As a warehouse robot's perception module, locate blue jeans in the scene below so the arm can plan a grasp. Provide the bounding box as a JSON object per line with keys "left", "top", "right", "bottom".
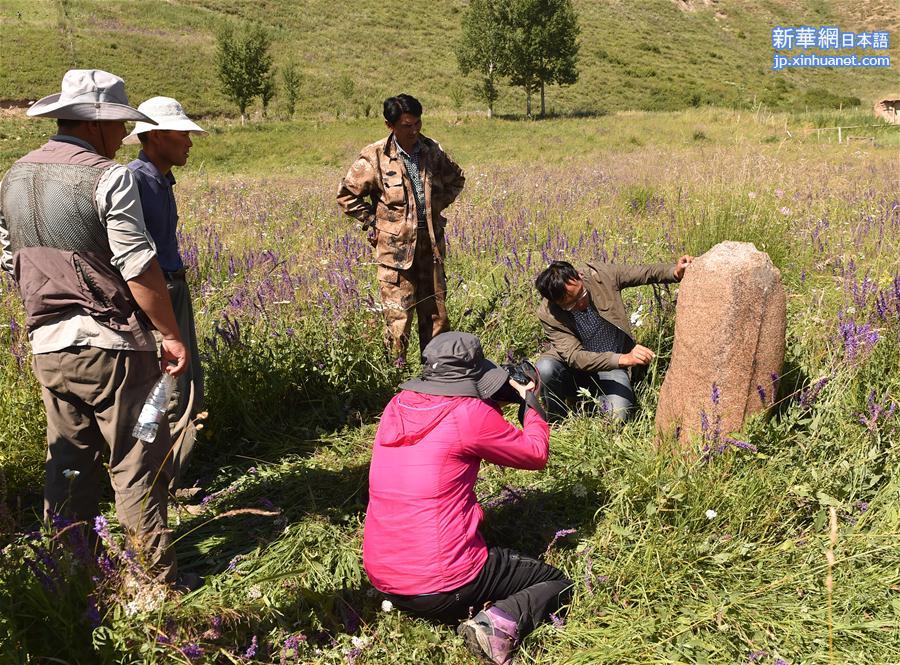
{"left": 535, "top": 356, "right": 635, "bottom": 422}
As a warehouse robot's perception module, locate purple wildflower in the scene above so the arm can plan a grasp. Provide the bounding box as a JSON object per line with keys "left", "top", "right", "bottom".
{"left": 774, "top": 659, "right": 789, "bottom": 665}
{"left": 181, "top": 643, "right": 203, "bottom": 662}
{"left": 259, "top": 497, "right": 275, "bottom": 511}
{"left": 243, "top": 635, "right": 258, "bottom": 659}
{"left": 799, "top": 376, "right": 830, "bottom": 408}
{"left": 550, "top": 612, "right": 566, "bottom": 628}
{"left": 711, "top": 383, "right": 720, "bottom": 405}
{"left": 93, "top": 515, "right": 111, "bottom": 542}
{"left": 756, "top": 385, "right": 767, "bottom": 404}
{"left": 856, "top": 501, "right": 869, "bottom": 513}
{"left": 838, "top": 314, "right": 879, "bottom": 363}
{"left": 748, "top": 650, "right": 768, "bottom": 663}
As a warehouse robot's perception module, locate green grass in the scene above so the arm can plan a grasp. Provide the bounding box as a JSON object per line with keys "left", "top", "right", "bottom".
{"left": 1, "top": 106, "right": 898, "bottom": 663}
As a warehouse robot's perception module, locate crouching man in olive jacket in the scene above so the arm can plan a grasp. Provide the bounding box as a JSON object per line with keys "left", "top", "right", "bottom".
{"left": 534, "top": 256, "right": 692, "bottom": 422}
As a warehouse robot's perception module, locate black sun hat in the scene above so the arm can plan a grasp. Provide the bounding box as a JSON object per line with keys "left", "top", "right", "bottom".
{"left": 400, "top": 332, "right": 509, "bottom": 399}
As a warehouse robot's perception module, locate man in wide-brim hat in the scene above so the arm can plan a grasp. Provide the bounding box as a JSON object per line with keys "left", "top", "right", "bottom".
{"left": 124, "top": 97, "right": 208, "bottom": 494}
{"left": 0, "top": 69, "right": 190, "bottom": 585}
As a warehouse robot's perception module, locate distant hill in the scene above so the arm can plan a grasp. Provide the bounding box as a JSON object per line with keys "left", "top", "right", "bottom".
{"left": 0, "top": 0, "right": 897, "bottom": 118}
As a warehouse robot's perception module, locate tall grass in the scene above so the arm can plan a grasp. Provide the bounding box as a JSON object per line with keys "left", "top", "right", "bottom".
{"left": 0, "top": 110, "right": 897, "bottom": 663}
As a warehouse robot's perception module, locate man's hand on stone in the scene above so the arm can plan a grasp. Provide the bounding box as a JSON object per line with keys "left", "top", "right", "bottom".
{"left": 674, "top": 254, "right": 694, "bottom": 281}
{"left": 161, "top": 336, "right": 189, "bottom": 377}
{"left": 618, "top": 344, "right": 655, "bottom": 367}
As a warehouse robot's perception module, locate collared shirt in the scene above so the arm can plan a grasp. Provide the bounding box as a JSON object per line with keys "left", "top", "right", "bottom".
{"left": 127, "top": 151, "right": 182, "bottom": 273}
{"left": 0, "top": 135, "right": 158, "bottom": 353}
{"left": 571, "top": 304, "right": 628, "bottom": 354}
{"left": 394, "top": 138, "right": 427, "bottom": 226}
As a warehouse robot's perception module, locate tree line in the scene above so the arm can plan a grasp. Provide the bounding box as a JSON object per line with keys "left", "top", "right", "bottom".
{"left": 216, "top": 0, "right": 579, "bottom": 121}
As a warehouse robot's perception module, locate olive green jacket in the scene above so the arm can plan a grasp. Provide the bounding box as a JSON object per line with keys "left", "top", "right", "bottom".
{"left": 336, "top": 133, "right": 465, "bottom": 270}
{"left": 536, "top": 261, "right": 678, "bottom": 372}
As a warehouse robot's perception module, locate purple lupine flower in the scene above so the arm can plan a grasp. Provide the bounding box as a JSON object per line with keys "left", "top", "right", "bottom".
{"left": 856, "top": 501, "right": 869, "bottom": 513}
{"left": 711, "top": 383, "right": 720, "bottom": 405}
{"left": 799, "top": 376, "right": 831, "bottom": 408}
{"left": 748, "top": 650, "right": 768, "bottom": 663}
{"left": 181, "top": 643, "right": 203, "bottom": 662}
{"left": 550, "top": 612, "right": 566, "bottom": 628}
{"left": 756, "top": 385, "right": 767, "bottom": 404}
{"left": 774, "top": 659, "right": 789, "bottom": 665}
{"left": 725, "top": 437, "right": 758, "bottom": 453}
{"left": 93, "top": 515, "right": 111, "bottom": 542}
{"left": 243, "top": 635, "right": 258, "bottom": 659}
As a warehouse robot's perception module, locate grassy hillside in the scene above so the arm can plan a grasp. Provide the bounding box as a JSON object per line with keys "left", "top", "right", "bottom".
{"left": 0, "top": 0, "right": 897, "bottom": 119}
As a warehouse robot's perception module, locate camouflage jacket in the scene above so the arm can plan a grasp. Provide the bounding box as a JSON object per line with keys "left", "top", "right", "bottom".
{"left": 336, "top": 133, "right": 465, "bottom": 270}
{"left": 537, "top": 261, "right": 677, "bottom": 372}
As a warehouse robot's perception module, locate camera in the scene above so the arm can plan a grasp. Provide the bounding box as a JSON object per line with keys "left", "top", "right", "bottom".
{"left": 489, "top": 360, "right": 545, "bottom": 426}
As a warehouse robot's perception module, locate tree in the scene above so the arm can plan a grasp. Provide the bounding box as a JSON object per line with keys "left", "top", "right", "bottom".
{"left": 216, "top": 22, "right": 274, "bottom": 124}
{"left": 261, "top": 68, "right": 276, "bottom": 118}
{"left": 457, "top": 0, "right": 506, "bottom": 118}
{"left": 502, "top": 0, "right": 580, "bottom": 118}
{"left": 282, "top": 62, "right": 302, "bottom": 118}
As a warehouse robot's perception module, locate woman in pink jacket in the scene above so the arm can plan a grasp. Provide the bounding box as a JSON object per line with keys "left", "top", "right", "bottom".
{"left": 363, "top": 332, "right": 572, "bottom": 665}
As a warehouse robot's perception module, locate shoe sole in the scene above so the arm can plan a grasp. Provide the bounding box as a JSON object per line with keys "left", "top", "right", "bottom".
{"left": 457, "top": 622, "right": 495, "bottom": 664}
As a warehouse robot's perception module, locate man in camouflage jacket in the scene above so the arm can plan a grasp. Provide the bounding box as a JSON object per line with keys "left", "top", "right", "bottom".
{"left": 337, "top": 94, "right": 465, "bottom": 361}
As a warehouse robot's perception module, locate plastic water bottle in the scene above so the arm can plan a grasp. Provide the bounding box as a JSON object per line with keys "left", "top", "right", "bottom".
{"left": 132, "top": 373, "right": 175, "bottom": 443}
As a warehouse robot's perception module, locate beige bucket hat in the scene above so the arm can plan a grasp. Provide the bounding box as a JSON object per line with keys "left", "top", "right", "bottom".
{"left": 27, "top": 69, "right": 155, "bottom": 123}
{"left": 123, "top": 97, "right": 207, "bottom": 145}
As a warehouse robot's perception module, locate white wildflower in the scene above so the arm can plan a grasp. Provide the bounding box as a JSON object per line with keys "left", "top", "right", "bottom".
{"left": 705, "top": 509, "right": 718, "bottom": 520}
{"left": 247, "top": 585, "right": 262, "bottom": 600}
{"left": 351, "top": 636, "right": 371, "bottom": 649}
{"left": 630, "top": 305, "right": 645, "bottom": 328}
{"left": 381, "top": 599, "right": 394, "bottom": 612}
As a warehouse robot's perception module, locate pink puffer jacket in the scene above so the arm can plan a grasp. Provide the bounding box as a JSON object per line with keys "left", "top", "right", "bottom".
{"left": 363, "top": 390, "right": 549, "bottom": 595}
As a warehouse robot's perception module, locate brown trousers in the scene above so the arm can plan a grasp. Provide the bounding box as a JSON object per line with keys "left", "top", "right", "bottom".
{"left": 164, "top": 275, "right": 204, "bottom": 490}
{"left": 377, "top": 229, "right": 449, "bottom": 359}
{"left": 33, "top": 347, "right": 176, "bottom": 582}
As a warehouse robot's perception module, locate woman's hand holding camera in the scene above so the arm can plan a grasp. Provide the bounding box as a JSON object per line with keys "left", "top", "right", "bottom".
{"left": 509, "top": 379, "right": 535, "bottom": 401}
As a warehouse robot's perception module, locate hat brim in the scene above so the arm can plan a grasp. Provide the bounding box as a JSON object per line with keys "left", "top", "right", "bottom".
{"left": 400, "top": 360, "right": 509, "bottom": 400}
{"left": 26, "top": 94, "right": 156, "bottom": 123}
{"left": 123, "top": 118, "right": 208, "bottom": 145}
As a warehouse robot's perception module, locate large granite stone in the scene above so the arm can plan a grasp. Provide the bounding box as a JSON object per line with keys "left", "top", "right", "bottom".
{"left": 656, "top": 241, "right": 786, "bottom": 446}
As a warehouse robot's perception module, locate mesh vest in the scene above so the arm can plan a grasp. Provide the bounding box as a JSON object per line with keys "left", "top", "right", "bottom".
{"left": 1, "top": 139, "right": 151, "bottom": 341}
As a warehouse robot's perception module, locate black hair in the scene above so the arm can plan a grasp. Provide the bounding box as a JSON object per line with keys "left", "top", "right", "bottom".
{"left": 534, "top": 261, "right": 580, "bottom": 302}
{"left": 383, "top": 94, "right": 423, "bottom": 124}
{"left": 56, "top": 118, "right": 83, "bottom": 133}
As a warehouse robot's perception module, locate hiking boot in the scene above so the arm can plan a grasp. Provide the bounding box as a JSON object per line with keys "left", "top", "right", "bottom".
{"left": 457, "top": 606, "right": 519, "bottom": 665}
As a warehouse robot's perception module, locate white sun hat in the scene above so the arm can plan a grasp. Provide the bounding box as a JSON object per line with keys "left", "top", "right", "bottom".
{"left": 123, "top": 96, "right": 207, "bottom": 145}
{"left": 27, "top": 69, "right": 155, "bottom": 123}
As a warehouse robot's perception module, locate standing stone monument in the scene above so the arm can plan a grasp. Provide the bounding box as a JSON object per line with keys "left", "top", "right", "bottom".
{"left": 656, "top": 241, "right": 786, "bottom": 446}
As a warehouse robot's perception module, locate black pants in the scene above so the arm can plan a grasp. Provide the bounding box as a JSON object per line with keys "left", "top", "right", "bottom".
{"left": 386, "top": 547, "right": 572, "bottom": 636}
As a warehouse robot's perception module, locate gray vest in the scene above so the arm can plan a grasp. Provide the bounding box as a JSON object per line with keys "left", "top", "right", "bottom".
{"left": 1, "top": 139, "right": 151, "bottom": 341}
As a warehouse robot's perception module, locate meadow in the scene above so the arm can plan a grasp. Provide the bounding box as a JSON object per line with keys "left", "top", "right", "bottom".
{"left": 0, "top": 107, "right": 898, "bottom": 664}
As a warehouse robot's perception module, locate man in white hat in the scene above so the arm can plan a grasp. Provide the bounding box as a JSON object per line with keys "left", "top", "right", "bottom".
{"left": 0, "top": 70, "right": 189, "bottom": 585}
{"left": 125, "top": 97, "right": 207, "bottom": 493}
